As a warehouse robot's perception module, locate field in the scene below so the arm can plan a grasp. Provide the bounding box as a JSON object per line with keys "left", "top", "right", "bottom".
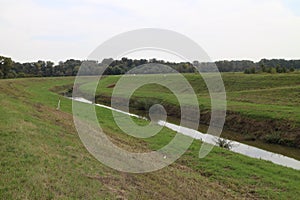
{"left": 1, "top": 76, "right": 300, "bottom": 199}
{"left": 80, "top": 72, "right": 300, "bottom": 122}
{"left": 77, "top": 72, "right": 300, "bottom": 150}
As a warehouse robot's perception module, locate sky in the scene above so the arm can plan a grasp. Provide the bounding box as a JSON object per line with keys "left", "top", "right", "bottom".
{"left": 0, "top": 0, "right": 300, "bottom": 63}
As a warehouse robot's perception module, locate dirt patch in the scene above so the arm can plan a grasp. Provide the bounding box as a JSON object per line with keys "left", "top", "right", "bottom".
{"left": 107, "top": 83, "right": 116, "bottom": 88}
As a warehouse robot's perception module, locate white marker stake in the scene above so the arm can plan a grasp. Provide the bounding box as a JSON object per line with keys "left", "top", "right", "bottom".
{"left": 56, "top": 98, "right": 61, "bottom": 110}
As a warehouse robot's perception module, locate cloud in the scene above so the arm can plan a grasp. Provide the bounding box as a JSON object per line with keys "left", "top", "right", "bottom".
{"left": 0, "top": 0, "right": 299, "bottom": 62}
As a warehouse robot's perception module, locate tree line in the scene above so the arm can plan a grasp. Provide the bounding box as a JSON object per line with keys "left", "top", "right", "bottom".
{"left": 0, "top": 55, "right": 299, "bottom": 79}
{"left": 244, "top": 59, "right": 297, "bottom": 74}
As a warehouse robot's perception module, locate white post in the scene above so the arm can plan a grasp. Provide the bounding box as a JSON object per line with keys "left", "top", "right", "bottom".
{"left": 56, "top": 98, "right": 61, "bottom": 110}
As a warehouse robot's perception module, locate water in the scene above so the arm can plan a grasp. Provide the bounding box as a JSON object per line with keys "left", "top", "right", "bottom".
{"left": 71, "top": 97, "right": 300, "bottom": 170}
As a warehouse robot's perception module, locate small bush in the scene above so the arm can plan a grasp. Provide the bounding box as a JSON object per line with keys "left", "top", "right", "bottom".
{"left": 263, "top": 132, "right": 296, "bottom": 147}
{"left": 263, "top": 132, "right": 281, "bottom": 144}
{"left": 215, "top": 138, "right": 233, "bottom": 149}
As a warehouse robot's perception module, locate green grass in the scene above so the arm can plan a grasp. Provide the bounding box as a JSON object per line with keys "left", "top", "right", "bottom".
{"left": 1, "top": 77, "right": 300, "bottom": 199}
{"left": 76, "top": 72, "right": 300, "bottom": 150}
{"left": 80, "top": 72, "right": 300, "bottom": 123}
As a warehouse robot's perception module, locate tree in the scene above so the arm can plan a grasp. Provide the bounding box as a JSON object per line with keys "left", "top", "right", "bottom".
{"left": 0, "top": 69, "right": 4, "bottom": 78}
{"left": 290, "top": 67, "right": 295, "bottom": 72}
{"left": 250, "top": 67, "right": 256, "bottom": 74}
{"left": 282, "top": 66, "right": 287, "bottom": 73}
{"left": 276, "top": 65, "right": 281, "bottom": 73}
{"left": 244, "top": 68, "right": 251, "bottom": 74}
{"left": 44, "top": 61, "right": 54, "bottom": 76}
{"left": 7, "top": 70, "right": 17, "bottom": 78}
{"left": 0, "top": 56, "right": 13, "bottom": 78}
{"left": 270, "top": 68, "right": 277, "bottom": 74}
{"left": 260, "top": 64, "right": 266, "bottom": 72}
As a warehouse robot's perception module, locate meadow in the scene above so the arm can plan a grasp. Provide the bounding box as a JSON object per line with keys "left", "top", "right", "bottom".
{"left": 78, "top": 72, "right": 300, "bottom": 150}
{"left": 80, "top": 72, "right": 300, "bottom": 122}
{"left": 1, "top": 76, "right": 300, "bottom": 199}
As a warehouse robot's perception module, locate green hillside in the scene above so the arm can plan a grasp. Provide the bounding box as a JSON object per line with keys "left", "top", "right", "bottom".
{"left": 1, "top": 77, "right": 300, "bottom": 199}
{"left": 78, "top": 72, "right": 300, "bottom": 149}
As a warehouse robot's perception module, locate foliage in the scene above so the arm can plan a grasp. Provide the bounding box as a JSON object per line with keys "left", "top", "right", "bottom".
{"left": 245, "top": 64, "right": 293, "bottom": 74}
{"left": 215, "top": 137, "right": 233, "bottom": 149}
{"left": 1, "top": 55, "right": 300, "bottom": 79}
{"left": 244, "top": 67, "right": 256, "bottom": 74}
{"left": 0, "top": 56, "right": 13, "bottom": 78}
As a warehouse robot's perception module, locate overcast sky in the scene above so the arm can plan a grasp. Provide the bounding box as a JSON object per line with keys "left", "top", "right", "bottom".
{"left": 0, "top": 0, "right": 299, "bottom": 63}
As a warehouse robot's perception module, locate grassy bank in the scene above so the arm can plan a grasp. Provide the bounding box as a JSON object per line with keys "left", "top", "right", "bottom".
{"left": 1, "top": 77, "right": 300, "bottom": 199}
{"left": 77, "top": 72, "right": 300, "bottom": 148}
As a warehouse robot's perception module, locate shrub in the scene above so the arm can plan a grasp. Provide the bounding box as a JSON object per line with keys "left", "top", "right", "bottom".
{"left": 263, "top": 132, "right": 281, "bottom": 144}
{"left": 215, "top": 138, "right": 233, "bottom": 149}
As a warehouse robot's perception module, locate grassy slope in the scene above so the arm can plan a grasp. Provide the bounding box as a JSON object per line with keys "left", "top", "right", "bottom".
{"left": 78, "top": 73, "right": 300, "bottom": 150}
{"left": 1, "top": 77, "right": 300, "bottom": 199}
{"left": 80, "top": 72, "right": 300, "bottom": 123}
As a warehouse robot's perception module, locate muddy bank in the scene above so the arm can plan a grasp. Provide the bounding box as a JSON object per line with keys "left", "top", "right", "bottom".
{"left": 95, "top": 94, "right": 300, "bottom": 149}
